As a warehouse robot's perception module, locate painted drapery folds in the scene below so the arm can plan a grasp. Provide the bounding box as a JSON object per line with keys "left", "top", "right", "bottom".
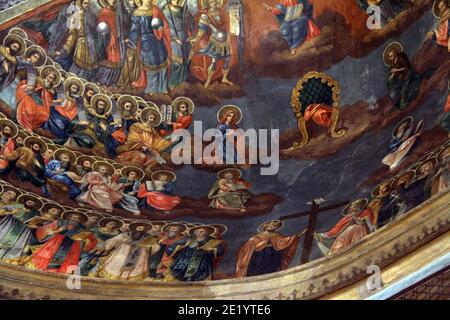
{"left": 0, "top": 0, "right": 449, "bottom": 299}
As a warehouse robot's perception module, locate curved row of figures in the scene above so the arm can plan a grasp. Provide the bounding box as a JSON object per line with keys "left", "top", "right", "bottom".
{"left": 0, "top": 180, "right": 228, "bottom": 281}
{"left": 0, "top": 141, "right": 449, "bottom": 281}
{"left": 0, "top": 30, "right": 248, "bottom": 166}
{"left": 0, "top": 116, "right": 253, "bottom": 214}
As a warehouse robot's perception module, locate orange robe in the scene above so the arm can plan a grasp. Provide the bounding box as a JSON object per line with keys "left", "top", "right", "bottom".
{"left": 16, "top": 81, "right": 53, "bottom": 130}
{"left": 324, "top": 208, "right": 374, "bottom": 255}
{"left": 235, "top": 232, "right": 299, "bottom": 278}
{"left": 435, "top": 18, "right": 449, "bottom": 51}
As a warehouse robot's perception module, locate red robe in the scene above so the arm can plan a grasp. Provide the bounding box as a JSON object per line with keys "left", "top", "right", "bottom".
{"left": 29, "top": 221, "right": 97, "bottom": 273}
{"left": 444, "top": 94, "right": 450, "bottom": 113}
{"left": 55, "top": 99, "right": 78, "bottom": 121}
{"left": 304, "top": 103, "right": 333, "bottom": 127}
{"left": 324, "top": 208, "right": 374, "bottom": 255}
{"left": 235, "top": 232, "right": 299, "bottom": 278}
{"left": 98, "top": 7, "right": 121, "bottom": 65}
{"left": 132, "top": 6, "right": 172, "bottom": 89}
{"left": 160, "top": 112, "right": 193, "bottom": 136}
{"left": 0, "top": 137, "right": 15, "bottom": 170}
{"left": 16, "top": 81, "right": 53, "bottom": 130}
{"left": 137, "top": 183, "right": 181, "bottom": 211}
{"left": 435, "top": 18, "right": 449, "bottom": 51}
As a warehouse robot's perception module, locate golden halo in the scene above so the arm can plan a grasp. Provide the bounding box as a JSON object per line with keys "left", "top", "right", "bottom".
{"left": 188, "top": 225, "right": 216, "bottom": 236}
{"left": 146, "top": 101, "right": 159, "bottom": 110}
{"left": 62, "top": 210, "right": 89, "bottom": 224}
{"left": 64, "top": 77, "right": 85, "bottom": 96}
{"left": 210, "top": 224, "right": 228, "bottom": 235}
{"left": 91, "top": 93, "right": 113, "bottom": 116}
{"left": 24, "top": 136, "right": 48, "bottom": 153}
{"left": 99, "top": 217, "right": 124, "bottom": 229}
{"left": 84, "top": 82, "right": 100, "bottom": 96}
{"left": 437, "top": 145, "right": 450, "bottom": 162}
{"left": 392, "top": 170, "right": 415, "bottom": 190}
{"left": 0, "top": 185, "right": 23, "bottom": 199}
{"left": 371, "top": 180, "right": 393, "bottom": 198}
{"left": 117, "top": 95, "right": 139, "bottom": 117}
{"left": 92, "top": 161, "right": 115, "bottom": 176}
{"left": 53, "top": 148, "right": 77, "bottom": 165}
{"left": 217, "top": 168, "right": 242, "bottom": 179}
{"left": 76, "top": 155, "right": 95, "bottom": 167}
{"left": 217, "top": 105, "right": 243, "bottom": 124}
{"left": 0, "top": 119, "right": 18, "bottom": 139}
{"left": 151, "top": 170, "right": 176, "bottom": 182}
{"left": 257, "top": 220, "right": 283, "bottom": 233}
{"left": 342, "top": 198, "right": 368, "bottom": 216}
{"left": 128, "top": 221, "right": 152, "bottom": 232}
{"left": 3, "top": 34, "right": 26, "bottom": 56}
{"left": 173, "top": 96, "right": 195, "bottom": 114}
{"left": 25, "top": 45, "right": 47, "bottom": 67}
{"left": 40, "top": 65, "right": 62, "bottom": 88}
{"left": 8, "top": 27, "right": 28, "bottom": 39}
{"left": 383, "top": 42, "right": 403, "bottom": 67}
{"left": 432, "top": 0, "right": 448, "bottom": 18}
{"left": 121, "top": 166, "right": 145, "bottom": 181}
{"left": 140, "top": 107, "right": 162, "bottom": 126}
{"left": 41, "top": 201, "right": 64, "bottom": 215}
{"left": 17, "top": 194, "right": 44, "bottom": 209}
{"left": 161, "top": 222, "right": 187, "bottom": 234}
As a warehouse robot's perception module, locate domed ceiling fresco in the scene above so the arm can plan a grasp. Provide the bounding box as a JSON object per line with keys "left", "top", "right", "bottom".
{"left": 0, "top": 0, "right": 449, "bottom": 299}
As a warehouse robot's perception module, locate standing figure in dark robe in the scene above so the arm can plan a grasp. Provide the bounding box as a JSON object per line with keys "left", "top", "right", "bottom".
{"left": 0, "top": 193, "right": 42, "bottom": 265}
{"left": 376, "top": 171, "right": 413, "bottom": 227}
{"left": 429, "top": 145, "right": 450, "bottom": 196}
{"left": 7, "top": 136, "right": 47, "bottom": 187}
{"left": 139, "top": 221, "right": 165, "bottom": 278}
{"left": 263, "top": 0, "right": 320, "bottom": 55}
{"left": 384, "top": 42, "right": 429, "bottom": 110}
{"left": 413, "top": 158, "right": 440, "bottom": 202}
{"left": 126, "top": 0, "right": 172, "bottom": 95}
{"left": 109, "top": 94, "right": 139, "bottom": 145}
{"left": 216, "top": 105, "right": 242, "bottom": 163}
{"left": 0, "top": 34, "right": 26, "bottom": 93}
{"left": 154, "top": 223, "right": 187, "bottom": 279}
{"left": 26, "top": 211, "right": 97, "bottom": 273}
{"left": 96, "top": 0, "right": 126, "bottom": 87}
{"left": 167, "top": 225, "right": 224, "bottom": 281}
{"left": 235, "top": 220, "right": 303, "bottom": 278}
{"left": 159, "top": 0, "right": 197, "bottom": 88}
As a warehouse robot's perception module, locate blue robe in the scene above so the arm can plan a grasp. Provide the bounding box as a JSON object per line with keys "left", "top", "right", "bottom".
{"left": 129, "top": 12, "right": 169, "bottom": 94}
{"left": 167, "top": 235, "right": 224, "bottom": 281}
{"left": 44, "top": 160, "right": 81, "bottom": 199}
{"left": 275, "top": 0, "right": 314, "bottom": 50}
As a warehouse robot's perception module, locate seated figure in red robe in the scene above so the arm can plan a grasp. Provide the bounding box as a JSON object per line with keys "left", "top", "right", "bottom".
{"left": 430, "top": 0, "right": 450, "bottom": 52}
{"left": 159, "top": 97, "right": 194, "bottom": 137}
{"left": 26, "top": 211, "right": 97, "bottom": 274}
{"left": 235, "top": 220, "right": 304, "bottom": 278}
{"left": 138, "top": 170, "right": 181, "bottom": 213}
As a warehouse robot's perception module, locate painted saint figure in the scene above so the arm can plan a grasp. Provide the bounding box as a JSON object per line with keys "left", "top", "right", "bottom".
{"left": 27, "top": 211, "right": 97, "bottom": 273}
{"left": 208, "top": 168, "right": 252, "bottom": 212}
{"left": 428, "top": 0, "right": 450, "bottom": 52}
{"left": 263, "top": 0, "right": 320, "bottom": 55}
{"left": 167, "top": 225, "right": 224, "bottom": 281}
{"left": 138, "top": 170, "right": 181, "bottom": 212}
{"left": 126, "top": 0, "right": 172, "bottom": 95}
{"left": 0, "top": 120, "right": 17, "bottom": 173}
{"left": 316, "top": 198, "right": 375, "bottom": 255}
{"left": 235, "top": 220, "right": 304, "bottom": 278}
